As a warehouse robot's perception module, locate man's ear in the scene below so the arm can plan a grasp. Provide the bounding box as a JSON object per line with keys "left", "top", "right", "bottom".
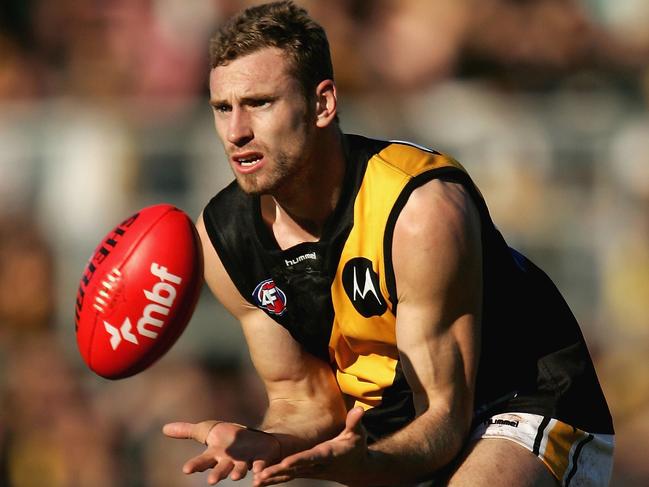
{"left": 314, "top": 79, "right": 337, "bottom": 128}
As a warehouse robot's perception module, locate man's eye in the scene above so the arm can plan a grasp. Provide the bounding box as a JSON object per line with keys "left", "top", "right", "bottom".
{"left": 213, "top": 104, "right": 231, "bottom": 113}
{"left": 251, "top": 100, "right": 271, "bottom": 108}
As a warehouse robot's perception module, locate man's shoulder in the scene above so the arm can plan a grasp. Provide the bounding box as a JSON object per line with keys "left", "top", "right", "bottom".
{"left": 202, "top": 179, "right": 255, "bottom": 250}
{"left": 345, "top": 134, "right": 464, "bottom": 178}
{"left": 207, "top": 179, "right": 246, "bottom": 207}
{"left": 204, "top": 179, "right": 250, "bottom": 222}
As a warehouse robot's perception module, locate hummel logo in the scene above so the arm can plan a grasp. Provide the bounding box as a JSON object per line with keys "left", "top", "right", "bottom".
{"left": 104, "top": 318, "right": 139, "bottom": 350}
{"left": 342, "top": 257, "right": 387, "bottom": 317}
{"left": 352, "top": 267, "right": 382, "bottom": 304}
{"left": 285, "top": 252, "right": 317, "bottom": 267}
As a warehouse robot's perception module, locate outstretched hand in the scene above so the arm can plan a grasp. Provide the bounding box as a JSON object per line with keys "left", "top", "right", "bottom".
{"left": 163, "top": 420, "right": 282, "bottom": 485}
{"left": 254, "top": 407, "right": 370, "bottom": 487}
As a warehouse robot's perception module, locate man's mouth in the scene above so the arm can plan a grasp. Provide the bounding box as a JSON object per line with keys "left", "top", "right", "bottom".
{"left": 233, "top": 152, "right": 263, "bottom": 167}
{"left": 231, "top": 151, "right": 265, "bottom": 174}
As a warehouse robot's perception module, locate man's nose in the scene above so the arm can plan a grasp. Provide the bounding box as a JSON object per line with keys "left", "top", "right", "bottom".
{"left": 227, "top": 107, "right": 253, "bottom": 146}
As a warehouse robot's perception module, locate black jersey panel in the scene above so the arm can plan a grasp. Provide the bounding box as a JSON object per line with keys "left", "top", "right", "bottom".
{"left": 203, "top": 180, "right": 260, "bottom": 306}
{"left": 474, "top": 249, "right": 614, "bottom": 434}
{"left": 203, "top": 184, "right": 332, "bottom": 360}
{"left": 361, "top": 360, "right": 415, "bottom": 443}
{"left": 378, "top": 165, "right": 613, "bottom": 435}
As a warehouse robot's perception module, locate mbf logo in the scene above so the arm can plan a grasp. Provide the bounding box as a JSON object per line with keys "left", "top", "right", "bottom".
{"left": 253, "top": 278, "right": 287, "bottom": 316}
{"left": 103, "top": 263, "right": 182, "bottom": 350}
{"left": 342, "top": 257, "right": 387, "bottom": 317}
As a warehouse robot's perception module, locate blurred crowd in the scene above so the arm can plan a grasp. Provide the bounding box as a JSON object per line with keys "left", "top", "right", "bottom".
{"left": 0, "top": 0, "right": 648, "bottom": 486}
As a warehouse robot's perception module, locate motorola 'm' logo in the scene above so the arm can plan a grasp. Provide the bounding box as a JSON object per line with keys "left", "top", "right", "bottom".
{"left": 342, "top": 257, "right": 387, "bottom": 318}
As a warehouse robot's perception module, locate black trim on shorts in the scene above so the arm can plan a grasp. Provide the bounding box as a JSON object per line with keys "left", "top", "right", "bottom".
{"left": 565, "top": 433, "right": 594, "bottom": 487}
{"left": 533, "top": 416, "right": 551, "bottom": 456}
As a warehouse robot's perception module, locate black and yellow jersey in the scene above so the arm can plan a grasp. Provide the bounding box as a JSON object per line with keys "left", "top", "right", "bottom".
{"left": 203, "top": 134, "right": 613, "bottom": 442}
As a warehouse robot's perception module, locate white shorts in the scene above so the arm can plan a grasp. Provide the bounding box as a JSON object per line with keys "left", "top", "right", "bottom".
{"left": 471, "top": 413, "right": 615, "bottom": 487}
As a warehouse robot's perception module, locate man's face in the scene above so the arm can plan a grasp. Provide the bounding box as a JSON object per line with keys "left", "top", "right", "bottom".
{"left": 209, "top": 47, "right": 315, "bottom": 195}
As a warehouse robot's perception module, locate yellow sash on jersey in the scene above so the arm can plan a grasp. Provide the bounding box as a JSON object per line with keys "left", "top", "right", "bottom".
{"left": 329, "top": 142, "right": 465, "bottom": 409}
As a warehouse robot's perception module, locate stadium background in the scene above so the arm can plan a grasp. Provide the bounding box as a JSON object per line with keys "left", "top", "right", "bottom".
{"left": 0, "top": 0, "right": 648, "bottom": 485}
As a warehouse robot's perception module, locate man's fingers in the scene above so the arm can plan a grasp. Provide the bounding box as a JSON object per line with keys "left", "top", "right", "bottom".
{"left": 229, "top": 460, "right": 250, "bottom": 481}
{"left": 183, "top": 453, "right": 217, "bottom": 474}
{"left": 259, "top": 451, "right": 319, "bottom": 479}
{"left": 344, "top": 406, "right": 365, "bottom": 432}
{"left": 163, "top": 420, "right": 220, "bottom": 444}
{"left": 280, "top": 451, "right": 320, "bottom": 469}
{"left": 254, "top": 471, "right": 294, "bottom": 487}
{"left": 163, "top": 422, "right": 194, "bottom": 440}
{"left": 193, "top": 420, "right": 221, "bottom": 444}
{"left": 207, "top": 459, "right": 234, "bottom": 485}
{"left": 252, "top": 459, "right": 267, "bottom": 473}
{"left": 255, "top": 458, "right": 326, "bottom": 486}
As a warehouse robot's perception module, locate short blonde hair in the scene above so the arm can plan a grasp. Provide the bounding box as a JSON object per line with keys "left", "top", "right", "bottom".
{"left": 209, "top": 1, "right": 334, "bottom": 98}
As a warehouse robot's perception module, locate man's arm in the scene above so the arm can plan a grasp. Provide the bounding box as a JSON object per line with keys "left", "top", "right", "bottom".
{"left": 238, "top": 289, "right": 348, "bottom": 455}
{"left": 256, "top": 179, "right": 482, "bottom": 486}
{"left": 163, "top": 212, "right": 346, "bottom": 483}
{"left": 365, "top": 178, "right": 482, "bottom": 482}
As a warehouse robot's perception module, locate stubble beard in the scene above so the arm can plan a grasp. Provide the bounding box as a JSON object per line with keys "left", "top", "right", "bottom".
{"left": 231, "top": 111, "right": 316, "bottom": 197}
{"left": 235, "top": 149, "right": 297, "bottom": 196}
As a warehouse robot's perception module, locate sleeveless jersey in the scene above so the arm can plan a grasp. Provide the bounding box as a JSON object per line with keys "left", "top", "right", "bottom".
{"left": 203, "top": 134, "right": 614, "bottom": 442}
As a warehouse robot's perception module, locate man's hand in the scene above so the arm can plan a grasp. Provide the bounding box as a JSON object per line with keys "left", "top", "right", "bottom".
{"left": 163, "top": 420, "right": 282, "bottom": 485}
{"left": 254, "top": 407, "right": 371, "bottom": 487}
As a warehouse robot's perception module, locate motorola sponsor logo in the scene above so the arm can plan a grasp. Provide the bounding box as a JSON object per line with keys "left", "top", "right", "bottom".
{"left": 342, "top": 257, "right": 387, "bottom": 317}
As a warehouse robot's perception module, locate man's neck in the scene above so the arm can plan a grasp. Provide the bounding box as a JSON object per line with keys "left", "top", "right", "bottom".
{"left": 262, "top": 129, "right": 345, "bottom": 248}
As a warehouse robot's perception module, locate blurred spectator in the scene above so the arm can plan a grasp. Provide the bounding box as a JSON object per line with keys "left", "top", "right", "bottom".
{"left": 91, "top": 357, "right": 249, "bottom": 487}
{"left": 0, "top": 213, "right": 55, "bottom": 342}
{"left": 26, "top": 0, "right": 221, "bottom": 101}
{"left": 0, "top": 215, "right": 117, "bottom": 487}
{"left": 301, "top": 0, "right": 469, "bottom": 91}
{"left": 358, "top": 0, "right": 470, "bottom": 89}
{"left": 300, "top": 0, "right": 649, "bottom": 92}
{"left": 597, "top": 334, "right": 649, "bottom": 487}
{"left": 592, "top": 117, "right": 649, "bottom": 473}
{"left": 0, "top": 36, "right": 40, "bottom": 99}
{"left": 589, "top": 0, "right": 649, "bottom": 45}
{"left": 462, "top": 0, "right": 649, "bottom": 88}
{"left": 3, "top": 334, "right": 118, "bottom": 487}
{"left": 0, "top": 215, "right": 263, "bottom": 487}
{"left": 33, "top": 104, "right": 135, "bottom": 257}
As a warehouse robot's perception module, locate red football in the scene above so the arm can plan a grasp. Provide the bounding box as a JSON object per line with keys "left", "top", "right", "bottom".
{"left": 74, "top": 204, "right": 203, "bottom": 379}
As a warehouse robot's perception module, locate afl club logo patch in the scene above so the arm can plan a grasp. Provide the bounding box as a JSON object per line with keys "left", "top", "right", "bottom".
{"left": 253, "top": 279, "right": 287, "bottom": 316}
{"left": 342, "top": 257, "right": 387, "bottom": 317}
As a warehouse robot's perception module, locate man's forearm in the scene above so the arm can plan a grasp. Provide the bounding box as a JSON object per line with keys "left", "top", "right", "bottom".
{"left": 261, "top": 397, "right": 347, "bottom": 457}
{"left": 364, "top": 409, "right": 468, "bottom": 486}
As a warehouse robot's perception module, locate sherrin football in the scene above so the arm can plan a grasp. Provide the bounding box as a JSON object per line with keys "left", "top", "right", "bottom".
{"left": 75, "top": 204, "right": 203, "bottom": 379}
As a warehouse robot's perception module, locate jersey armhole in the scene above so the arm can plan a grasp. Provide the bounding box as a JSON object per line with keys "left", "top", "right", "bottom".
{"left": 383, "top": 167, "right": 488, "bottom": 314}
{"left": 202, "top": 198, "right": 258, "bottom": 307}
